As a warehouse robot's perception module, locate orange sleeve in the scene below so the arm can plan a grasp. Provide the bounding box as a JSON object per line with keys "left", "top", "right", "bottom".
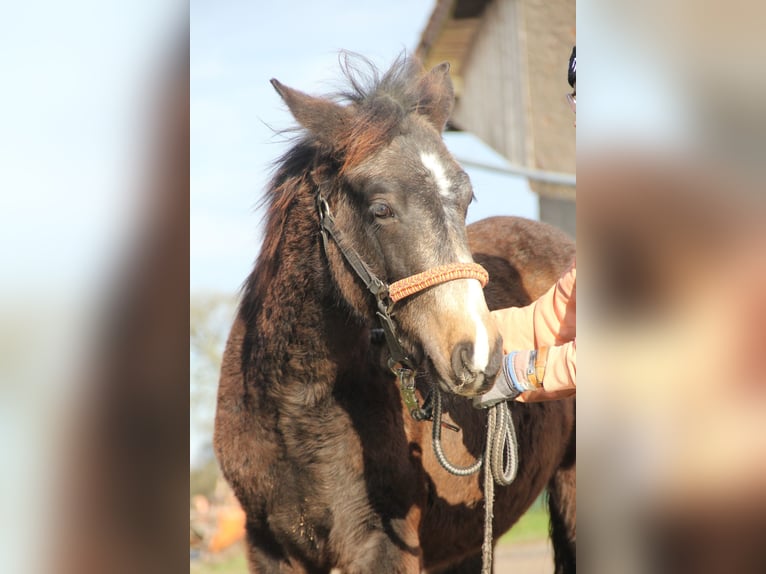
{"left": 491, "top": 263, "right": 576, "bottom": 352}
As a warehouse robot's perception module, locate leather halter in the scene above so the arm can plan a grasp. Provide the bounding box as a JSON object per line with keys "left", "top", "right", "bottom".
{"left": 316, "top": 193, "right": 488, "bottom": 419}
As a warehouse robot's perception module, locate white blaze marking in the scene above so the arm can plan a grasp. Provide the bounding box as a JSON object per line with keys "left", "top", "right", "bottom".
{"left": 435, "top": 279, "right": 492, "bottom": 375}
{"left": 420, "top": 152, "right": 452, "bottom": 198}
{"left": 467, "top": 281, "right": 490, "bottom": 371}
{"left": 418, "top": 152, "right": 490, "bottom": 372}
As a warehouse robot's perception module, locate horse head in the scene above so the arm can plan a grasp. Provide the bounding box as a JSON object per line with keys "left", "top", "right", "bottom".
{"left": 269, "top": 55, "right": 502, "bottom": 397}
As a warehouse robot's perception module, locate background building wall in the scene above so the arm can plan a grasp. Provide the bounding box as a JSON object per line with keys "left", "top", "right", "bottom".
{"left": 419, "top": 0, "right": 576, "bottom": 238}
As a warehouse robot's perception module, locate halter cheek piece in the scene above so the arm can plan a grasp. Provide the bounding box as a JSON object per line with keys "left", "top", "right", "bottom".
{"left": 316, "top": 193, "right": 488, "bottom": 421}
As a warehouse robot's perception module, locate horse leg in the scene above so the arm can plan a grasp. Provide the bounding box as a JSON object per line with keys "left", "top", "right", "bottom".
{"left": 242, "top": 531, "right": 287, "bottom": 574}
{"left": 244, "top": 549, "right": 324, "bottom": 574}
{"left": 243, "top": 524, "right": 325, "bottom": 574}
{"left": 547, "top": 436, "right": 576, "bottom": 574}
{"left": 338, "top": 526, "right": 423, "bottom": 574}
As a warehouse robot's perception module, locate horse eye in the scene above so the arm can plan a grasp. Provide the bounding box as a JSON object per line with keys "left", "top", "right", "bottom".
{"left": 370, "top": 203, "right": 394, "bottom": 219}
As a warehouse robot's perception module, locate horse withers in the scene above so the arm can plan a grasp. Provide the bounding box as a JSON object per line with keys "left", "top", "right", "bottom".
{"left": 214, "top": 55, "right": 575, "bottom": 573}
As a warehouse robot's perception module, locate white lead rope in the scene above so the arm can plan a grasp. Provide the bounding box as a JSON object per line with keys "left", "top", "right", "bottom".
{"left": 431, "top": 390, "right": 519, "bottom": 574}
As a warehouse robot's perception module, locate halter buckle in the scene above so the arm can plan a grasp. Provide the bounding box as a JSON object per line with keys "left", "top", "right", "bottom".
{"left": 392, "top": 365, "right": 423, "bottom": 420}
{"left": 316, "top": 194, "right": 330, "bottom": 220}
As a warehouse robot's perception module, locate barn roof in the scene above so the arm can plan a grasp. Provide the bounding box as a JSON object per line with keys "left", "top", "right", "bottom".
{"left": 416, "top": 0, "right": 492, "bottom": 98}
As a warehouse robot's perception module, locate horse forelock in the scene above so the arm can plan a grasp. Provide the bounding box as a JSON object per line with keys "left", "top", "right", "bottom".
{"left": 273, "top": 54, "right": 442, "bottom": 180}
{"left": 334, "top": 53, "right": 427, "bottom": 173}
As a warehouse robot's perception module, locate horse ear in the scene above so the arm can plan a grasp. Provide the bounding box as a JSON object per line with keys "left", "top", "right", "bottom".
{"left": 416, "top": 62, "right": 454, "bottom": 132}
{"left": 270, "top": 79, "right": 349, "bottom": 144}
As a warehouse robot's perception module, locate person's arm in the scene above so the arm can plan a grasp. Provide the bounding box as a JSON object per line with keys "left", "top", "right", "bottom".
{"left": 491, "top": 263, "right": 576, "bottom": 351}
{"left": 474, "top": 340, "right": 576, "bottom": 406}
{"left": 475, "top": 263, "right": 577, "bottom": 407}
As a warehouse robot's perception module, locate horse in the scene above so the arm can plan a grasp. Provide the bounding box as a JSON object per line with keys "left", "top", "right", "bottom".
{"left": 214, "top": 55, "right": 576, "bottom": 573}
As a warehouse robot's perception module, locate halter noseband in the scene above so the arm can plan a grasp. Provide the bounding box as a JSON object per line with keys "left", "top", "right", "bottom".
{"left": 316, "top": 193, "right": 488, "bottom": 420}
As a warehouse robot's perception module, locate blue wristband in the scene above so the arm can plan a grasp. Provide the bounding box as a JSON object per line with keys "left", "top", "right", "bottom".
{"left": 502, "top": 352, "right": 526, "bottom": 395}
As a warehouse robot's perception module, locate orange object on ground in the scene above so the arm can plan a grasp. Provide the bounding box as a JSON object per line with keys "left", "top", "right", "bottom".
{"left": 208, "top": 504, "right": 246, "bottom": 553}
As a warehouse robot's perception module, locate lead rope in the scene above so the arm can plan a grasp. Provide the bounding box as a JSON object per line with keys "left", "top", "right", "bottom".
{"left": 432, "top": 389, "right": 519, "bottom": 574}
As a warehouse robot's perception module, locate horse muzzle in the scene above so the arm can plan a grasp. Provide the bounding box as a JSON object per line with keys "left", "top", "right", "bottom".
{"left": 442, "top": 335, "right": 503, "bottom": 396}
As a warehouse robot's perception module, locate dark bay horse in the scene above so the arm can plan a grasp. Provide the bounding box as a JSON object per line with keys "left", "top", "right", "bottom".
{"left": 214, "top": 56, "right": 575, "bottom": 573}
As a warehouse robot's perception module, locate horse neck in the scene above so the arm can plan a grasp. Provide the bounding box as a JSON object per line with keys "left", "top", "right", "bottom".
{"left": 239, "top": 180, "right": 370, "bottom": 404}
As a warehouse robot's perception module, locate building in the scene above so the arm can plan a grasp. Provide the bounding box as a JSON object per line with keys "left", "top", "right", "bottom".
{"left": 417, "top": 0, "right": 576, "bottom": 237}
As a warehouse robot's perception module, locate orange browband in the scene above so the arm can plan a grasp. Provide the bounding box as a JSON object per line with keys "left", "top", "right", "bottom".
{"left": 388, "top": 262, "right": 489, "bottom": 303}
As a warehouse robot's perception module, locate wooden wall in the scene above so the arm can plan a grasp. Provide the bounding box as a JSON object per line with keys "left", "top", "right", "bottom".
{"left": 449, "top": 0, "right": 576, "bottom": 237}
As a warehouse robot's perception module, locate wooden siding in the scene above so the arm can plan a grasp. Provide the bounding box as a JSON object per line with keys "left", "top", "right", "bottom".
{"left": 452, "top": 0, "right": 530, "bottom": 167}
{"left": 418, "top": 0, "right": 576, "bottom": 236}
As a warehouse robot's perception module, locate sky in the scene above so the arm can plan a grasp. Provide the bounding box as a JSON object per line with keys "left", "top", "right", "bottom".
{"left": 190, "top": 0, "right": 539, "bottom": 295}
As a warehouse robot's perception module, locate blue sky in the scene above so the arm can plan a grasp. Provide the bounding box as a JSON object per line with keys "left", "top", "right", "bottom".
{"left": 190, "top": 0, "right": 539, "bottom": 295}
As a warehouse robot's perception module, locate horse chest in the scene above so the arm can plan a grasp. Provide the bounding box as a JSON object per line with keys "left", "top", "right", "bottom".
{"left": 269, "top": 403, "right": 420, "bottom": 523}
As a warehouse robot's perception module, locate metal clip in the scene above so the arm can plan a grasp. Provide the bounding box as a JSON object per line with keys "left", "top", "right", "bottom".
{"left": 394, "top": 367, "right": 422, "bottom": 419}
{"left": 316, "top": 195, "right": 330, "bottom": 219}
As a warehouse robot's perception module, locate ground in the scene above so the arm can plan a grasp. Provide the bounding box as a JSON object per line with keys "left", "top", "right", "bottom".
{"left": 495, "top": 540, "right": 554, "bottom": 573}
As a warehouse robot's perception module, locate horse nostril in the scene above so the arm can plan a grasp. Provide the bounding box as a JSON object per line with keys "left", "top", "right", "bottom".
{"left": 460, "top": 346, "right": 471, "bottom": 368}
{"left": 451, "top": 341, "right": 476, "bottom": 382}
